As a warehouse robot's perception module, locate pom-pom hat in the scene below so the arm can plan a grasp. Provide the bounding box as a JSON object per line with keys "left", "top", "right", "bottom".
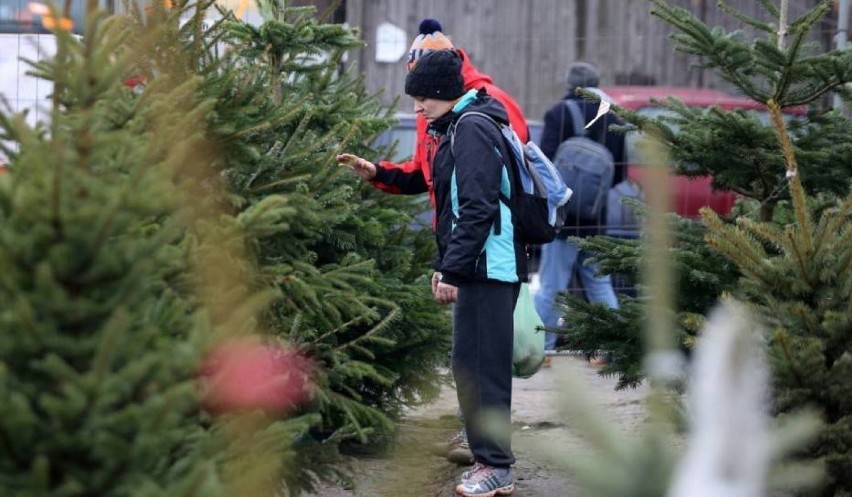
{"left": 407, "top": 18, "right": 455, "bottom": 70}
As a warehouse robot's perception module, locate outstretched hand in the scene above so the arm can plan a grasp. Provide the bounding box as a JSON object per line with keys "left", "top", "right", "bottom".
{"left": 337, "top": 153, "right": 377, "bottom": 181}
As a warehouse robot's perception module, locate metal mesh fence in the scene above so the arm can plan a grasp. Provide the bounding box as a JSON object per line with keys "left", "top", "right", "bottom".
{"left": 0, "top": 0, "right": 840, "bottom": 304}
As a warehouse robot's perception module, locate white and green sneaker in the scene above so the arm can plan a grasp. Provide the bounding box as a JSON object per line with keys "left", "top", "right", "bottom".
{"left": 455, "top": 465, "right": 514, "bottom": 497}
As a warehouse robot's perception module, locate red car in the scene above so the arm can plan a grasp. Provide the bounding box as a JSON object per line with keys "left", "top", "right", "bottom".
{"left": 602, "top": 85, "right": 801, "bottom": 218}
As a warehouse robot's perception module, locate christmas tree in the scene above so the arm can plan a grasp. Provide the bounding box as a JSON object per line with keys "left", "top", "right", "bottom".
{"left": 0, "top": 6, "right": 232, "bottom": 495}
{"left": 555, "top": 1, "right": 851, "bottom": 494}
{"left": 705, "top": 179, "right": 851, "bottom": 497}
{"left": 560, "top": 213, "right": 740, "bottom": 389}
{"left": 0, "top": 0, "right": 389, "bottom": 496}
{"left": 699, "top": 3, "right": 852, "bottom": 483}
{"left": 129, "top": 0, "right": 452, "bottom": 490}
{"left": 555, "top": 0, "right": 852, "bottom": 394}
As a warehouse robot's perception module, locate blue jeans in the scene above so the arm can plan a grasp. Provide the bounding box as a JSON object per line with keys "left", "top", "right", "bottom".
{"left": 533, "top": 238, "right": 619, "bottom": 350}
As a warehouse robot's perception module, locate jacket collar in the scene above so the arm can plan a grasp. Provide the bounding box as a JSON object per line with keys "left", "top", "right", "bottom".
{"left": 452, "top": 89, "right": 479, "bottom": 113}
{"left": 428, "top": 89, "right": 480, "bottom": 136}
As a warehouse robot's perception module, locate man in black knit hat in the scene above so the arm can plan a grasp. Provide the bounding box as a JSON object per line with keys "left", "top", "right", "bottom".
{"left": 534, "top": 62, "right": 625, "bottom": 360}
{"left": 401, "top": 49, "right": 523, "bottom": 497}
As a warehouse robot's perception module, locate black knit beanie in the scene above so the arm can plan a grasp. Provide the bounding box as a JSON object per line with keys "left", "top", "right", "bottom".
{"left": 404, "top": 50, "right": 464, "bottom": 100}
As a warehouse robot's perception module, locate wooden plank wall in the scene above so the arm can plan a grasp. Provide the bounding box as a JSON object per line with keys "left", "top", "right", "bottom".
{"left": 344, "top": 0, "right": 838, "bottom": 120}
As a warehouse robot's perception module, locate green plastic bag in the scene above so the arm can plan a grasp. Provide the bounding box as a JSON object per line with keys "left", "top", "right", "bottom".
{"left": 513, "top": 283, "right": 546, "bottom": 378}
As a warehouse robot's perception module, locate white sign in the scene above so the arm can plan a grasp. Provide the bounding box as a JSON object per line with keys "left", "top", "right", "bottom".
{"left": 375, "top": 22, "right": 407, "bottom": 63}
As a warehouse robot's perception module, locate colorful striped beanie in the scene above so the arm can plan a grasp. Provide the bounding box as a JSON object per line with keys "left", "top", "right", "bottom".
{"left": 407, "top": 18, "right": 455, "bottom": 70}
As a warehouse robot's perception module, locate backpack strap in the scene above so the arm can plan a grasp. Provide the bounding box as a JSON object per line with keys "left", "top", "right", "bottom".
{"left": 450, "top": 111, "right": 499, "bottom": 156}
{"left": 450, "top": 112, "right": 522, "bottom": 198}
{"left": 564, "top": 99, "right": 607, "bottom": 145}
{"left": 449, "top": 111, "right": 524, "bottom": 235}
{"left": 564, "top": 100, "right": 586, "bottom": 137}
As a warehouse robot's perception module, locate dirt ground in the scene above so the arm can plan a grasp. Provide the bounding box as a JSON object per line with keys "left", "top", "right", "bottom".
{"left": 308, "top": 355, "right": 650, "bottom": 497}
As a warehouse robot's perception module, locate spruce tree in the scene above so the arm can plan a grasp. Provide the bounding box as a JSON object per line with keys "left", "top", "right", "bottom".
{"left": 699, "top": 3, "right": 852, "bottom": 483}
{"left": 705, "top": 184, "right": 851, "bottom": 497}
{"left": 0, "top": 7, "right": 227, "bottom": 496}
{"left": 560, "top": 213, "right": 740, "bottom": 389}
{"left": 134, "top": 0, "right": 452, "bottom": 489}
{"left": 555, "top": 0, "right": 852, "bottom": 394}
{"left": 0, "top": 3, "right": 332, "bottom": 495}
{"left": 555, "top": 0, "right": 851, "bottom": 493}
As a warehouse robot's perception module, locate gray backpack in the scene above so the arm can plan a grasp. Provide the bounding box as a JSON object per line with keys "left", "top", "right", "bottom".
{"left": 552, "top": 100, "right": 614, "bottom": 221}
{"left": 605, "top": 179, "right": 644, "bottom": 239}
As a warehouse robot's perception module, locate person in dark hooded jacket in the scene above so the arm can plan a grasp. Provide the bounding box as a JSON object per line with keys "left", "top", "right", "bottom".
{"left": 402, "top": 49, "right": 523, "bottom": 497}
{"left": 335, "top": 18, "right": 528, "bottom": 230}
{"left": 336, "top": 20, "right": 530, "bottom": 469}
{"left": 535, "top": 62, "right": 625, "bottom": 355}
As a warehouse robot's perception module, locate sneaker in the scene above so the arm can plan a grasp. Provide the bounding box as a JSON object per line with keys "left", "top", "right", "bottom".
{"left": 455, "top": 466, "right": 514, "bottom": 496}
{"left": 447, "top": 430, "right": 475, "bottom": 465}
{"left": 461, "top": 462, "right": 486, "bottom": 481}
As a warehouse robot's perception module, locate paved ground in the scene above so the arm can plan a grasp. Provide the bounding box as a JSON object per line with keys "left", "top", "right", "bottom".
{"left": 309, "top": 355, "right": 649, "bottom": 497}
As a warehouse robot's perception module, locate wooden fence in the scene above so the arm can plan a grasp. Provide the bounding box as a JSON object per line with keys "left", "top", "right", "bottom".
{"left": 343, "top": 0, "right": 841, "bottom": 120}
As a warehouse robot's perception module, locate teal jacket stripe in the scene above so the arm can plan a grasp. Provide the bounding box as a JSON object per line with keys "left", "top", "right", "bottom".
{"left": 451, "top": 170, "right": 459, "bottom": 232}
{"left": 449, "top": 143, "right": 518, "bottom": 283}
{"left": 483, "top": 164, "right": 518, "bottom": 282}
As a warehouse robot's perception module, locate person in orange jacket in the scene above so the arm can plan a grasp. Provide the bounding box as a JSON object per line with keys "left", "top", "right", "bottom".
{"left": 338, "top": 19, "right": 529, "bottom": 218}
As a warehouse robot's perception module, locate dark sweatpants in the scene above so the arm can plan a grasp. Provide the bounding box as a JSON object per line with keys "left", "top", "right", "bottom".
{"left": 452, "top": 280, "right": 520, "bottom": 468}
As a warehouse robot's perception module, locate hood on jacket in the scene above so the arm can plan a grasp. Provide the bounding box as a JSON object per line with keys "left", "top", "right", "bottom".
{"left": 429, "top": 89, "right": 510, "bottom": 135}
{"left": 456, "top": 88, "right": 510, "bottom": 125}
{"left": 457, "top": 48, "right": 495, "bottom": 91}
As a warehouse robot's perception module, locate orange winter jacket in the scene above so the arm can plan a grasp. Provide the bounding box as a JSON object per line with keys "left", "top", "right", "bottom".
{"left": 370, "top": 48, "right": 529, "bottom": 214}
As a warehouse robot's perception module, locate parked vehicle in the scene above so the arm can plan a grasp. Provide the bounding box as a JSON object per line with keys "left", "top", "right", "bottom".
{"left": 603, "top": 85, "right": 769, "bottom": 219}
{"left": 373, "top": 86, "right": 802, "bottom": 284}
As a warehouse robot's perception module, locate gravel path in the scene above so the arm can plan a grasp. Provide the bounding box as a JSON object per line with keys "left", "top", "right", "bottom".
{"left": 309, "top": 355, "right": 649, "bottom": 497}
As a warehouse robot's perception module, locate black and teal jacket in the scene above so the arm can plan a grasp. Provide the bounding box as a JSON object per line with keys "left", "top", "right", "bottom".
{"left": 429, "top": 89, "right": 528, "bottom": 286}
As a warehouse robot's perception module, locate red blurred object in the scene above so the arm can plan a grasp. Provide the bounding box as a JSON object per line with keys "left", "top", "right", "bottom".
{"left": 602, "top": 85, "right": 806, "bottom": 218}
{"left": 200, "top": 339, "right": 314, "bottom": 414}
{"left": 123, "top": 74, "right": 145, "bottom": 89}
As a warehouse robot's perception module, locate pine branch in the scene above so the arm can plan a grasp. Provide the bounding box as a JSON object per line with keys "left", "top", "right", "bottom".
{"left": 652, "top": 1, "right": 765, "bottom": 100}
{"left": 788, "top": 0, "right": 832, "bottom": 33}
{"left": 705, "top": 212, "right": 773, "bottom": 286}
{"left": 736, "top": 218, "right": 784, "bottom": 251}
{"left": 810, "top": 197, "right": 851, "bottom": 255}
{"left": 784, "top": 227, "right": 814, "bottom": 287}
{"left": 775, "top": 331, "right": 806, "bottom": 388}
{"left": 757, "top": 0, "right": 781, "bottom": 18}
{"left": 717, "top": 1, "right": 774, "bottom": 33}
